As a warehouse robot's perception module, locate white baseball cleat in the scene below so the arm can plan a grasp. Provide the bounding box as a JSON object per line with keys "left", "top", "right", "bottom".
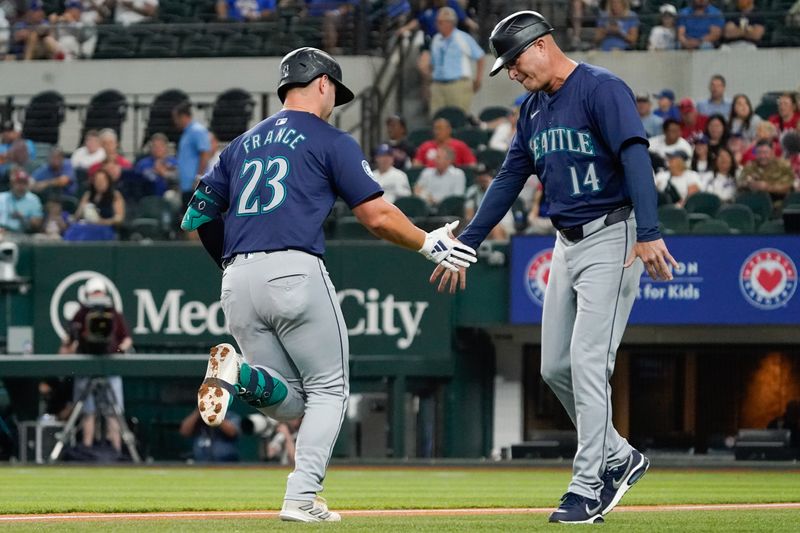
{"left": 279, "top": 496, "right": 341, "bottom": 522}
{"left": 197, "top": 343, "right": 242, "bottom": 427}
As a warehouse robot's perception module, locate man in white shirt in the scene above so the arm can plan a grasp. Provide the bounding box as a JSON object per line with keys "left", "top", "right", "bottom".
{"left": 70, "top": 129, "right": 106, "bottom": 170}
{"left": 371, "top": 144, "right": 410, "bottom": 204}
{"left": 114, "top": 0, "right": 158, "bottom": 25}
{"left": 649, "top": 118, "right": 694, "bottom": 161}
{"left": 654, "top": 150, "right": 701, "bottom": 205}
{"left": 413, "top": 146, "right": 465, "bottom": 207}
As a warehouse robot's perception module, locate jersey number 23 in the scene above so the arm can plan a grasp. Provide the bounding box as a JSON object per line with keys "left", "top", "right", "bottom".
{"left": 236, "top": 156, "right": 289, "bottom": 216}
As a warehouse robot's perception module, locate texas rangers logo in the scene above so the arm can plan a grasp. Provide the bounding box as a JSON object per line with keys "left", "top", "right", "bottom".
{"left": 739, "top": 248, "right": 797, "bottom": 310}
{"left": 525, "top": 249, "right": 553, "bottom": 307}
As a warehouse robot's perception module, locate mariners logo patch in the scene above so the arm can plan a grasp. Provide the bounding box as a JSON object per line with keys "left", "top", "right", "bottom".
{"left": 282, "top": 63, "right": 289, "bottom": 78}
{"left": 739, "top": 248, "right": 797, "bottom": 310}
{"left": 525, "top": 249, "right": 553, "bottom": 307}
{"left": 361, "top": 160, "right": 374, "bottom": 178}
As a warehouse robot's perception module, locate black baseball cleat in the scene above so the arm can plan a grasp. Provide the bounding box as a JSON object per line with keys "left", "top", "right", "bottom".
{"left": 548, "top": 492, "right": 604, "bottom": 524}
{"left": 600, "top": 448, "right": 650, "bottom": 515}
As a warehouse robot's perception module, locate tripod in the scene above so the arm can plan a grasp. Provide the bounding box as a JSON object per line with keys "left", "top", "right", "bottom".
{"left": 49, "top": 377, "right": 141, "bottom": 463}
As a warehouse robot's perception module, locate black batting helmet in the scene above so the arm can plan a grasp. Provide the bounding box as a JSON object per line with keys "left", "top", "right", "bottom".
{"left": 488, "top": 11, "right": 554, "bottom": 77}
{"left": 277, "top": 47, "right": 355, "bottom": 107}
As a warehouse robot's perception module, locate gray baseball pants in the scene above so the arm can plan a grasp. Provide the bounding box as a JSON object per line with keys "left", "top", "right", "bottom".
{"left": 220, "top": 250, "right": 349, "bottom": 502}
{"left": 540, "top": 213, "right": 643, "bottom": 501}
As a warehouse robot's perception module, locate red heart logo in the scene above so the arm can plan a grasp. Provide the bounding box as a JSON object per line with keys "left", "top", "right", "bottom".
{"left": 543, "top": 268, "right": 550, "bottom": 286}
{"left": 757, "top": 268, "right": 783, "bottom": 293}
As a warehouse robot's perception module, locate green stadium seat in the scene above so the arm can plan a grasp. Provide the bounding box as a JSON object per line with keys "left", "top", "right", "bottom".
{"left": 715, "top": 204, "right": 756, "bottom": 234}
{"left": 658, "top": 205, "right": 690, "bottom": 234}
{"left": 405, "top": 167, "right": 423, "bottom": 187}
{"left": 128, "top": 218, "right": 168, "bottom": 240}
{"left": 221, "top": 34, "right": 263, "bottom": 57}
{"left": 477, "top": 149, "right": 506, "bottom": 170}
{"left": 60, "top": 195, "right": 79, "bottom": 215}
{"left": 407, "top": 128, "right": 431, "bottom": 149}
{"left": 478, "top": 106, "right": 511, "bottom": 123}
{"left": 334, "top": 216, "right": 376, "bottom": 240}
{"left": 436, "top": 195, "right": 465, "bottom": 217}
{"left": 138, "top": 34, "right": 180, "bottom": 58}
{"left": 394, "top": 196, "right": 428, "bottom": 218}
{"left": 181, "top": 33, "right": 221, "bottom": 57}
{"left": 757, "top": 219, "right": 785, "bottom": 234}
{"left": 783, "top": 191, "right": 800, "bottom": 208}
{"left": 735, "top": 191, "right": 773, "bottom": 226}
{"left": 452, "top": 127, "right": 491, "bottom": 150}
{"left": 685, "top": 192, "right": 722, "bottom": 218}
{"left": 433, "top": 106, "right": 468, "bottom": 129}
{"left": 691, "top": 219, "right": 731, "bottom": 234}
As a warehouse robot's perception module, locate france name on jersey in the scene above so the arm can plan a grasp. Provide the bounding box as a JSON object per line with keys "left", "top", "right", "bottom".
{"left": 202, "top": 110, "right": 383, "bottom": 258}
{"left": 508, "top": 63, "right": 647, "bottom": 229}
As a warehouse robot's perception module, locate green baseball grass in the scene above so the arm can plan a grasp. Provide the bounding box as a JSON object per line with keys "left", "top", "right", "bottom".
{"left": 1, "top": 467, "right": 799, "bottom": 531}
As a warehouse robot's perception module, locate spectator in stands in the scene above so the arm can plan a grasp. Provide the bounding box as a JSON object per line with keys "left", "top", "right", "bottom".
{"left": 74, "top": 168, "right": 125, "bottom": 230}
{"left": 31, "top": 147, "right": 75, "bottom": 196}
{"left": 88, "top": 129, "right": 131, "bottom": 176}
{"left": 115, "top": 0, "right": 158, "bottom": 25}
{"left": 705, "top": 113, "right": 729, "bottom": 156}
{"left": 370, "top": 143, "right": 411, "bottom": 204}
{"left": 654, "top": 89, "right": 680, "bottom": 121}
{"left": 739, "top": 140, "right": 794, "bottom": 207}
{"left": 729, "top": 93, "right": 762, "bottom": 143}
{"left": 413, "top": 146, "right": 465, "bottom": 207}
{"left": 206, "top": 132, "right": 223, "bottom": 172}
{"left": 488, "top": 106, "right": 519, "bottom": 152}
{"left": 180, "top": 407, "right": 241, "bottom": 463}
{"left": 636, "top": 93, "right": 663, "bottom": 138}
{"left": 677, "top": 0, "right": 724, "bottom": 50}
{"left": 40, "top": 197, "right": 70, "bottom": 240}
{"left": 689, "top": 133, "right": 713, "bottom": 177}
{"left": 71, "top": 130, "right": 106, "bottom": 171}
{"left": 769, "top": 92, "right": 800, "bottom": 135}
{"left": 135, "top": 132, "right": 176, "bottom": 197}
{"left": 742, "top": 121, "right": 781, "bottom": 164}
{"left": 697, "top": 74, "right": 731, "bottom": 117}
{"left": 47, "top": 0, "right": 97, "bottom": 60}
{"left": 216, "top": 0, "right": 274, "bottom": 21}
{"left": 0, "top": 120, "right": 36, "bottom": 177}
{"left": 570, "top": 0, "right": 600, "bottom": 50}
{"left": 464, "top": 164, "right": 514, "bottom": 241}
{"left": 265, "top": 418, "right": 301, "bottom": 466}
{"left": 648, "top": 4, "right": 678, "bottom": 51}
{"left": 0, "top": 8, "right": 9, "bottom": 59}
{"left": 426, "top": 7, "right": 484, "bottom": 118}
{"left": 702, "top": 146, "right": 738, "bottom": 202}
{"left": 781, "top": 131, "right": 800, "bottom": 191}
{"left": 10, "top": 0, "right": 48, "bottom": 59}
{"left": 654, "top": 150, "right": 701, "bottom": 206}
{"left": 679, "top": 98, "right": 708, "bottom": 139}
{"left": 0, "top": 168, "right": 43, "bottom": 234}
{"left": 727, "top": 132, "right": 747, "bottom": 166}
{"left": 593, "top": 0, "right": 639, "bottom": 52}
{"left": 649, "top": 118, "right": 694, "bottom": 160}
{"left": 173, "top": 101, "right": 212, "bottom": 205}
{"left": 382, "top": 114, "right": 414, "bottom": 170}
{"left": 80, "top": 0, "right": 113, "bottom": 24}
{"left": 526, "top": 177, "right": 555, "bottom": 235}
{"left": 413, "top": 117, "right": 476, "bottom": 168}
{"left": 722, "top": 0, "right": 765, "bottom": 49}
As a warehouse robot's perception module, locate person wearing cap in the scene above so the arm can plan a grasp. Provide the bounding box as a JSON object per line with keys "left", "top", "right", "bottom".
{"left": 636, "top": 93, "right": 663, "bottom": 138}
{"left": 649, "top": 118, "right": 694, "bottom": 161}
{"left": 722, "top": 0, "right": 765, "bottom": 49}
{"left": 696, "top": 74, "right": 731, "bottom": 118}
{"left": 381, "top": 115, "right": 414, "bottom": 169}
{"left": 677, "top": 0, "right": 724, "bottom": 50}
{"left": 593, "top": 0, "right": 639, "bottom": 52}
{"left": 438, "top": 10, "right": 677, "bottom": 524}
{"left": 180, "top": 47, "right": 476, "bottom": 522}
{"left": 61, "top": 276, "right": 132, "bottom": 455}
{"left": 647, "top": 4, "right": 678, "bottom": 51}
{"left": 370, "top": 143, "right": 411, "bottom": 203}
{"left": 678, "top": 98, "right": 708, "bottom": 139}
{"left": 653, "top": 88, "right": 680, "bottom": 121}
{"left": 654, "top": 150, "right": 701, "bottom": 206}
{"left": 0, "top": 168, "right": 44, "bottom": 234}
{"left": 426, "top": 6, "right": 485, "bottom": 118}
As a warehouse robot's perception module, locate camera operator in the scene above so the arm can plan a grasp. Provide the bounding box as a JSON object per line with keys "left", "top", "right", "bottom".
{"left": 60, "top": 277, "right": 132, "bottom": 454}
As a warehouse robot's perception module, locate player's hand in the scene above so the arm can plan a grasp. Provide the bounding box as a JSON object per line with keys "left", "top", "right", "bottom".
{"left": 418, "top": 220, "right": 477, "bottom": 273}
{"left": 625, "top": 238, "right": 679, "bottom": 281}
{"left": 430, "top": 263, "right": 468, "bottom": 294}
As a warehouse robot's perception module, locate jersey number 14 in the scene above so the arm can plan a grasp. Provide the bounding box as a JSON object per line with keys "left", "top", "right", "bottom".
{"left": 569, "top": 163, "right": 601, "bottom": 196}
{"left": 236, "top": 156, "right": 289, "bottom": 215}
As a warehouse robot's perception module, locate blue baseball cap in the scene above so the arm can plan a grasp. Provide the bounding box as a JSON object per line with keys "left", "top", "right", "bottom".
{"left": 374, "top": 143, "right": 392, "bottom": 156}
{"left": 65, "top": 0, "right": 82, "bottom": 9}
{"left": 30, "top": 0, "right": 44, "bottom": 10}
{"left": 655, "top": 89, "right": 675, "bottom": 101}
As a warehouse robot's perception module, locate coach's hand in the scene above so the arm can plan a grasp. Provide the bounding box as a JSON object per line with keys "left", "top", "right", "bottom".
{"left": 430, "top": 263, "right": 468, "bottom": 294}
{"left": 625, "top": 238, "right": 679, "bottom": 281}
{"left": 419, "top": 221, "right": 477, "bottom": 273}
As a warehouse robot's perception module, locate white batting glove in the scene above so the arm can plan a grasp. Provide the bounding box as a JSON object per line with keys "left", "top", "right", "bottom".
{"left": 418, "top": 220, "right": 478, "bottom": 272}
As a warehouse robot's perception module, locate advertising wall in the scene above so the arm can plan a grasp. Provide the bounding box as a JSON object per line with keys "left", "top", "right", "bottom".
{"left": 510, "top": 236, "right": 800, "bottom": 325}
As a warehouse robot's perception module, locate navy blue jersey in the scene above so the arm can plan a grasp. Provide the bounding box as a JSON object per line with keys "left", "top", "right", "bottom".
{"left": 460, "top": 63, "right": 660, "bottom": 248}
{"left": 203, "top": 110, "right": 382, "bottom": 258}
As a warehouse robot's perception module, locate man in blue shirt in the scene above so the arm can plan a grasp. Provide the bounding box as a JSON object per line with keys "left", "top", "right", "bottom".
{"left": 32, "top": 147, "right": 76, "bottom": 196}
{"left": 0, "top": 120, "right": 37, "bottom": 178}
{"left": 134, "top": 133, "right": 177, "bottom": 197}
{"left": 696, "top": 74, "right": 731, "bottom": 117}
{"left": 434, "top": 11, "right": 678, "bottom": 524}
{"left": 427, "top": 6, "right": 485, "bottom": 117}
{"left": 216, "top": 0, "right": 275, "bottom": 21}
{"left": 678, "top": 0, "right": 724, "bottom": 50}
{"left": 0, "top": 168, "right": 43, "bottom": 233}
{"left": 173, "top": 102, "right": 212, "bottom": 204}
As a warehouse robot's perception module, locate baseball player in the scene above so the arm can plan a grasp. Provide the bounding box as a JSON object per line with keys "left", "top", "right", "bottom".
{"left": 180, "top": 47, "right": 476, "bottom": 522}
{"left": 434, "top": 11, "right": 678, "bottom": 524}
